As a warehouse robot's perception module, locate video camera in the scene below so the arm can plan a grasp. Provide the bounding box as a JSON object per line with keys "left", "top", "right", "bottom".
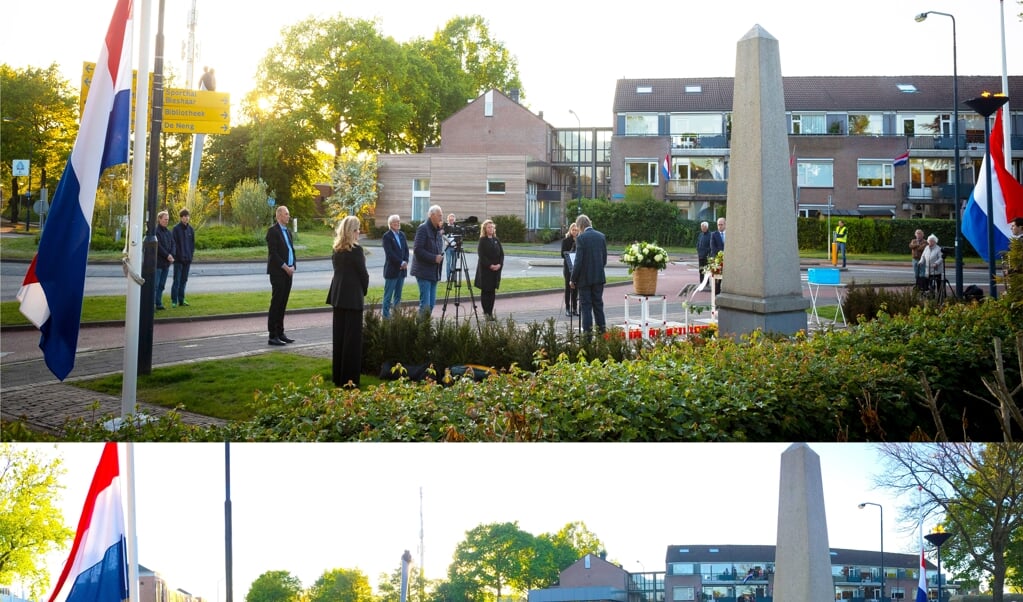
{"left": 940, "top": 246, "right": 955, "bottom": 259}
{"left": 445, "top": 216, "right": 480, "bottom": 250}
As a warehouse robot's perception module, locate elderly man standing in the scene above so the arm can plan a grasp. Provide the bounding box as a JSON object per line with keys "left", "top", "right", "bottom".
{"left": 266, "top": 205, "right": 297, "bottom": 345}
{"left": 695, "top": 221, "right": 712, "bottom": 276}
{"left": 570, "top": 214, "right": 607, "bottom": 337}
{"left": 381, "top": 214, "right": 409, "bottom": 318}
{"left": 412, "top": 205, "right": 445, "bottom": 315}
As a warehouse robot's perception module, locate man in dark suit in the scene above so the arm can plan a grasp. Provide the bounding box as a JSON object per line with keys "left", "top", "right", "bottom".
{"left": 710, "top": 217, "right": 726, "bottom": 294}
{"left": 381, "top": 214, "right": 409, "bottom": 318}
{"left": 266, "top": 205, "right": 296, "bottom": 345}
{"left": 569, "top": 214, "right": 607, "bottom": 336}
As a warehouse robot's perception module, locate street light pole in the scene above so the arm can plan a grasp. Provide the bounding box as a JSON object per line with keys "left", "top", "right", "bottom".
{"left": 915, "top": 11, "right": 963, "bottom": 298}
{"left": 858, "top": 502, "right": 885, "bottom": 601}
{"left": 569, "top": 109, "right": 582, "bottom": 217}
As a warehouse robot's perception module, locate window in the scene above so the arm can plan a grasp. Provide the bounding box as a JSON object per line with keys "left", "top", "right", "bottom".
{"left": 890, "top": 587, "right": 906, "bottom": 600}
{"left": 411, "top": 178, "right": 430, "bottom": 221}
{"left": 625, "top": 114, "right": 659, "bottom": 135}
{"left": 487, "top": 180, "right": 506, "bottom": 194}
{"left": 848, "top": 113, "right": 884, "bottom": 135}
{"left": 792, "top": 113, "right": 826, "bottom": 134}
{"left": 525, "top": 182, "right": 556, "bottom": 230}
{"left": 672, "top": 586, "right": 695, "bottom": 601}
{"left": 671, "top": 563, "right": 696, "bottom": 575}
{"left": 857, "top": 159, "right": 894, "bottom": 188}
{"left": 625, "top": 161, "right": 659, "bottom": 186}
{"left": 669, "top": 114, "right": 721, "bottom": 135}
{"left": 899, "top": 113, "right": 941, "bottom": 136}
{"left": 797, "top": 159, "right": 834, "bottom": 187}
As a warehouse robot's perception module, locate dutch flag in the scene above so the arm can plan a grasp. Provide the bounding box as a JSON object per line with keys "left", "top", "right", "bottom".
{"left": 17, "top": 0, "right": 133, "bottom": 381}
{"left": 961, "top": 108, "right": 1023, "bottom": 264}
{"left": 893, "top": 151, "right": 910, "bottom": 167}
{"left": 662, "top": 153, "right": 672, "bottom": 182}
{"left": 47, "top": 443, "right": 128, "bottom": 602}
{"left": 916, "top": 522, "right": 928, "bottom": 602}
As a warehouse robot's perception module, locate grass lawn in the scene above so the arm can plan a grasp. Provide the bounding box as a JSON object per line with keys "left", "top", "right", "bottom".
{"left": 72, "top": 351, "right": 391, "bottom": 420}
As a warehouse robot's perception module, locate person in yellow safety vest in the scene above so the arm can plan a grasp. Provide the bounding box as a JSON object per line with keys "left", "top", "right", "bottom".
{"left": 834, "top": 220, "right": 848, "bottom": 268}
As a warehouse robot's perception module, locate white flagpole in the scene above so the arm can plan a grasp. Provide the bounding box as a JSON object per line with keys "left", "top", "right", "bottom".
{"left": 121, "top": 0, "right": 153, "bottom": 419}
{"left": 998, "top": 0, "right": 1011, "bottom": 173}
{"left": 124, "top": 442, "right": 141, "bottom": 602}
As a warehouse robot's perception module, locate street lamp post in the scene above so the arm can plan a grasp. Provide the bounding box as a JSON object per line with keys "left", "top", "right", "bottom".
{"left": 569, "top": 109, "right": 582, "bottom": 217}
{"left": 858, "top": 502, "right": 885, "bottom": 601}
{"left": 964, "top": 92, "right": 1010, "bottom": 299}
{"left": 915, "top": 10, "right": 963, "bottom": 298}
{"left": 925, "top": 530, "right": 952, "bottom": 602}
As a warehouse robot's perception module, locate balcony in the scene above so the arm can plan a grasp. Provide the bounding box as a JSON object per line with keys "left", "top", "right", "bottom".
{"left": 666, "top": 179, "right": 728, "bottom": 199}
{"left": 670, "top": 134, "right": 728, "bottom": 150}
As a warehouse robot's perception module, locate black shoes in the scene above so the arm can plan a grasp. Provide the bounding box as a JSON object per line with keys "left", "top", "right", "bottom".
{"left": 156, "top": 305, "right": 166, "bottom": 311}
{"left": 279, "top": 335, "right": 295, "bottom": 344}
{"left": 268, "top": 337, "right": 286, "bottom": 346}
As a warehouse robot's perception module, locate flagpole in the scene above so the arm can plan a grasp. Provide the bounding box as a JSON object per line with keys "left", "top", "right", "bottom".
{"left": 121, "top": 0, "right": 154, "bottom": 418}
{"left": 124, "top": 443, "right": 140, "bottom": 602}
{"left": 998, "top": 0, "right": 1011, "bottom": 173}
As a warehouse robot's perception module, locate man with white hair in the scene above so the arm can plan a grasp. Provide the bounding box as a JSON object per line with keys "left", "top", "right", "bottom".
{"left": 411, "top": 205, "right": 445, "bottom": 314}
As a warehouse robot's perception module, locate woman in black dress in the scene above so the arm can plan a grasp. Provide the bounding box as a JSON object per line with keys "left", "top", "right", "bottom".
{"left": 561, "top": 222, "right": 579, "bottom": 316}
{"left": 473, "top": 219, "right": 504, "bottom": 320}
{"left": 325, "top": 216, "right": 369, "bottom": 387}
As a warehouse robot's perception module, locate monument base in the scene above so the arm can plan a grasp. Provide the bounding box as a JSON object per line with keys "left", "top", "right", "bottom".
{"left": 717, "top": 293, "right": 809, "bottom": 337}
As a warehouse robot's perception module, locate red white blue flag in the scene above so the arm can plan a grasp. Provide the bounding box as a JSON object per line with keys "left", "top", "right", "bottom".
{"left": 661, "top": 153, "right": 672, "bottom": 181}
{"left": 961, "top": 108, "right": 1023, "bottom": 263}
{"left": 17, "top": 0, "right": 133, "bottom": 380}
{"left": 893, "top": 151, "right": 910, "bottom": 167}
{"left": 47, "top": 443, "right": 128, "bottom": 602}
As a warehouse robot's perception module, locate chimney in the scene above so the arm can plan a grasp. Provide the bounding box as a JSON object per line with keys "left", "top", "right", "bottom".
{"left": 509, "top": 88, "right": 520, "bottom": 104}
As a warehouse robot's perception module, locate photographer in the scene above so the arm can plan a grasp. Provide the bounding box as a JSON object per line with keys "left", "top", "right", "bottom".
{"left": 444, "top": 213, "right": 457, "bottom": 280}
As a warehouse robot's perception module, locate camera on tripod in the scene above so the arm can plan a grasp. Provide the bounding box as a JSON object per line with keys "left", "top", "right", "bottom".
{"left": 445, "top": 216, "right": 480, "bottom": 250}
{"left": 940, "top": 246, "right": 955, "bottom": 259}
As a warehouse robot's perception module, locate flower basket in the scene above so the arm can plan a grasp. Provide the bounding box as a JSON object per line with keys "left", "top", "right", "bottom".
{"left": 633, "top": 266, "right": 658, "bottom": 295}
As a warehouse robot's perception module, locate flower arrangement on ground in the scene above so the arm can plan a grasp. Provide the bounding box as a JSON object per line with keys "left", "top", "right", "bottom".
{"left": 621, "top": 241, "right": 668, "bottom": 274}
{"left": 707, "top": 251, "right": 724, "bottom": 276}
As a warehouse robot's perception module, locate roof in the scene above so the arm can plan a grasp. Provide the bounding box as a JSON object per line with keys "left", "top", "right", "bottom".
{"left": 664, "top": 545, "right": 936, "bottom": 570}
{"left": 614, "top": 75, "right": 1023, "bottom": 113}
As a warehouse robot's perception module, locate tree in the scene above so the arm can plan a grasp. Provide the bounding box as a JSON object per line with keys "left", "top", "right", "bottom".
{"left": 875, "top": 443, "right": 1023, "bottom": 602}
{"left": 229, "top": 178, "right": 275, "bottom": 233}
{"left": 306, "top": 568, "right": 373, "bottom": 602}
{"left": 446, "top": 522, "right": 534, "bottom": 602}
{"left": 325, "top": 152, "right": 378, "bottom": 226}
{"left": 0, "top": 444, "right": 74, "bottom": 601}
{"left": 0, "top": 63, "right": 79, "bottom": 209}
{"left": 256, "top": 16, "right": 408, "bottom": 163}
{"left": 245, "top": 570, "right": 303, "bottom": 602}
{"left": 431, "top": 17, "right": 523, "bottom": 102}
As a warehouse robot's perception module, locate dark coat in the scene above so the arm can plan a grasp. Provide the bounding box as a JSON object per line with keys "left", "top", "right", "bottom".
{"left": 474, "top": 235, "right": 504, "bottom": 291}
{"left": 382, "top": 228, "right": 409, "bottom": 279}
{"left": 411, "top": 219, "right": 444, "bottom": 281}
{"left": 696, "top": 230, "right": 712, "bottom": 261}
{"left": 266, "top": 222, "right": 296, "bottom": 274}
{"left": 156, "top": 225, "right": 176, "bottom": 269}
{"left": 326, "top": 245, "right": 369, "bottom": 310}
{"left": 172, "top": 222, "right": 195, "bottom": 263}
{"left": 561, "top": 234, "right": 576, "bottom": 277}
{"left": 571, "top": 227, "right": 607, "bottom": 287}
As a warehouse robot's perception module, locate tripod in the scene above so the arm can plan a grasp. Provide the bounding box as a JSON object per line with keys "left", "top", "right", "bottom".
{"left": 440, "top": 237, "right": 481, "bottom": 330}
{"left": 926, "top": 253, "right": 956, "bottom": 306}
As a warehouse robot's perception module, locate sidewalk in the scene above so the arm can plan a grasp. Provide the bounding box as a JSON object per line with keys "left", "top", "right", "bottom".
{"left": 0, "top": 256, "right": 844, "bottom": 435}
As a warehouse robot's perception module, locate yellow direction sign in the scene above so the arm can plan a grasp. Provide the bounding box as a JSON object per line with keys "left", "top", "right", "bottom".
{"left": 80, "top": 63, "right": 231, "bottom": 134}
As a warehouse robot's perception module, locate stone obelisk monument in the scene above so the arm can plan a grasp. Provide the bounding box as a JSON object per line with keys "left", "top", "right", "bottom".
{"left": 774, "top": 443, "right": 834, "bottom": 601}
{"left": 717, "top": 25, "right": 809, "bottom": 336}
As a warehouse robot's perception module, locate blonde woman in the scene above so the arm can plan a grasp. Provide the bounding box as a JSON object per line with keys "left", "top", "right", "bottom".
{"left": 473, "top": 219, "right": 504, "bottom": 320}
{"left": 561, "top": 223, "right": 580, "bottom": 316}
{"left": 325, "top": 216, "right": 369, "bottom": 387}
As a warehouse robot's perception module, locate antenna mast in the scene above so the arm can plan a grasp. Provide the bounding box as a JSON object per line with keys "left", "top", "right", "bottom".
{"left": 419, "top": 486, "right": 425, "bottom": 601}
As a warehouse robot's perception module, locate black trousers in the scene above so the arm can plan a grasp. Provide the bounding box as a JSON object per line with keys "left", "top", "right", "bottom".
{"left": 267, "top": 270, "right": 293, "bottom": 338}
{"left": 332, "top": 307, "right": 364, "bottom": 387}
{"left": 480, "top": 289, "right": 496, "bottom": 316}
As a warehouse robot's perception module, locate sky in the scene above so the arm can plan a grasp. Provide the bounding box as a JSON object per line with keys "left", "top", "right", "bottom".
{"left": 2, "top": 0, "right": 1020, "bottom": 131}
{"left": 13, "top": 442, "right": 948, "bottom": 602}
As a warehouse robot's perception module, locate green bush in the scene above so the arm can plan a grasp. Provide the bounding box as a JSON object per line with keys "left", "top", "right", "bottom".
{"left": 195, "top": 225, "right": 264, "bottom": 249}
{"left": 842, "top": 284, "right": 922, "bottom": 322}
{"left": 492, "top": 214, "right": 526, "bottom": 243}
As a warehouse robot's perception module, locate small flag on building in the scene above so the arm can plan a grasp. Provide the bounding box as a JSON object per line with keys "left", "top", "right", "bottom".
{"left": 893, "top": 151, "right": 910, "bottom": 167}
{"left": 662, "top": 153, "right": 672, "bottom": 181}
{"left": 47, "top": 443, "right": 128, "bottom": 602}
